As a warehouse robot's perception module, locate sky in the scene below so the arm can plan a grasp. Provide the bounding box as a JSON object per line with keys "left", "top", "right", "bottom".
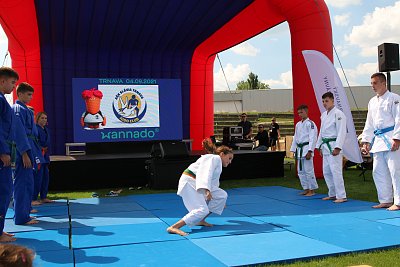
{"left": 1, "top": 0, "right": 400, "bottom": 93}
{"left": 214, "top": 0, "right": 400, "bottom": 91}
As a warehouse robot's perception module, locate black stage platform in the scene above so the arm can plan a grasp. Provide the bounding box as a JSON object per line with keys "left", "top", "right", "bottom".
{"left": 49, "top": 142, "right": 285, "bottom": 190}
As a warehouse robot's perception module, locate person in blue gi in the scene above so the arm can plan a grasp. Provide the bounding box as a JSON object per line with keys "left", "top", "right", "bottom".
{"left": 0, "top": 67, "right": 31, "bottom": 241}
{"left": 34, "top": 112, "right": 54, "bottom": 203}
{"left": 13, "top": 82, "right": 44, "bottom": 225}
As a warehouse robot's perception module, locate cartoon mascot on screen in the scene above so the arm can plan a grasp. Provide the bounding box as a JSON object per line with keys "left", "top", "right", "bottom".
{"left": 80, "top": 88, "right": 106, "bottom": 129}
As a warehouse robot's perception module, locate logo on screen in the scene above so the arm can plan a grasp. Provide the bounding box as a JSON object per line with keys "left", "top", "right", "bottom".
{"left": 112, "top": 88, "right": 147, "bottom": 123}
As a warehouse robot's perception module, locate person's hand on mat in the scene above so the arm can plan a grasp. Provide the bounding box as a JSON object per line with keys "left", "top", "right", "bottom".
{"left": 332, "top": 148, "right": 341, "bottom": 156}
{"left": 0, "top": 154, "right": 11, "bottom": 167}
{"left": 22, "top": 152, "right": 32, "bottom": 168}
{"left": 205, "top": 189, "right": 212, "bottom": 201}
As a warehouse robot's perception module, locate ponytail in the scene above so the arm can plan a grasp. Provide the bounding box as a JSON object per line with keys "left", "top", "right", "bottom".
{"left": 202, "top": 138, "right": 233, "bottom": 155}
{"left": 202, "top": 138, "right": 216, "bottom": 154}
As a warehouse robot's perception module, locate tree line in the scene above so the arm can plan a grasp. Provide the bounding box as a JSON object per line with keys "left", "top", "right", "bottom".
{"left": 236, "top": 72, "right": 270, "bottom": 90}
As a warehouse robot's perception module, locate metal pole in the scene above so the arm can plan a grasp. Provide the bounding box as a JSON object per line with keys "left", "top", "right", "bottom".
{"left": 387, "top": 71, "right": 391, "bottom": 92}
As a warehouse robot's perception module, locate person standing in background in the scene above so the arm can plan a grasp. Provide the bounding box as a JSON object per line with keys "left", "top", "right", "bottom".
{"left": 269, "top": 117, "right": 280, "bottom": 151}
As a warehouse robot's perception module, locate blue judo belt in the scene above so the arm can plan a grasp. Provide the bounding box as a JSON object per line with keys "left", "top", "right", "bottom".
{"left": 370, "top": 125, "right": 395, "bottom": 155}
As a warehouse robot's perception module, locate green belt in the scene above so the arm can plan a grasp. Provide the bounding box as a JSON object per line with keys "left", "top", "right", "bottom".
{"left": 5, "top": 140, "right": 16, "bottom": 169}
{"left": 296, "top": 142, "right": 309, "bottom": 171}
{"left": 319, "top": 137, "right": 337, "bottom": 154}
{"left": 183, "top": 168, "right": 196, "bottom": 179}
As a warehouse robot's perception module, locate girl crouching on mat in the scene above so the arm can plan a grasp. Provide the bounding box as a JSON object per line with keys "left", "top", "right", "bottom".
{"left": 167, "top": 139, "right": 233, "bottom": 236}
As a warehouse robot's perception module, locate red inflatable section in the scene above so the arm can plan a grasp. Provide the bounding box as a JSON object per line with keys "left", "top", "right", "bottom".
{"left": 0, "top": 0, "right": 43, "bottom": 111}
{"left": 190, "top": 0, "right": 332, "bottom": 177}
{"left": 1, "top": 0, "right": 332, "bottom": 177}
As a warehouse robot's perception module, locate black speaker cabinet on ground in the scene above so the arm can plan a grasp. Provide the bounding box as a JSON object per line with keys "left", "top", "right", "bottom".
{"left": 146, "top": 158, "right": 197, "bottom": 189}
{"left": 378, "top": 43, "right": 400, "bottom": 72}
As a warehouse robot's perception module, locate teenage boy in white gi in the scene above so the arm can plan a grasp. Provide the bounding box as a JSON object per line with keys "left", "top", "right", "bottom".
{"left": 290, "top": 104, "right": 318, "bottom": 196}
{"left": 361, "top": 72, "right": 400, "bottom": 210}
{"left": 316, "top": 92, "right": 347, "bottom": 203}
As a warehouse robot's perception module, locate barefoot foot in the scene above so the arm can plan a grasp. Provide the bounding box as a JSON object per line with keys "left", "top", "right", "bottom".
{"left": 3, "top": 232, "right": 15, "bottom": 237}
{"left": 0, "top": 233, "right": 16, "bottom": 242}
{"left": 333, "top": 198, "right": 347, "bottom": 203}
{"left": 31, "top": 200, "right": 42, "bottom": 206}
{"left": 299, "top": 190, "right": 309, "bottom": 195}
{"left": 322, "top": 196, "right": 336, "bottom": 201}
{"left": 387, "top": 204, "right": 400, "bottom": 211}
{"left": 40, "top": 198, "right": 55, "bottom": 203}
{"left": 25, "top": 219, "right": 39, "bottom": 225}
{"left": 197, "top": 220, "right": 213, "bottom": 227}
{"left": 372, "top": 203, "right": 393, "bottom": 209}
{"left": 305, "top": 191, "right": 316, "bottom": 197}
{"left": 167, "top": 226, "right": 188, "bottom": 236}
{"left": 30, "top": 209, "right": 38, "bottom": 213}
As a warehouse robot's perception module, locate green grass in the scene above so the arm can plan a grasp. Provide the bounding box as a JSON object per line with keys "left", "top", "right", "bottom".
{"left": 266, "top": 248, "right": 400, "bottom": 267}
{"left": 47, "top": 160, "right": 400, "bottom": 266}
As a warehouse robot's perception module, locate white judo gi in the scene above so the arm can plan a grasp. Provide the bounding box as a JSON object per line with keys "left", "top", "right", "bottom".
{"left": 177, "top": 154, "right": 227, "bottom": 227}
{"left": 361, "top": 91, "right": 400, "bottom": 205}
{"left": 316, "top": 106, "right": 347, "bottom": 199}
{"left": 290, "top": 118, "right": 318, "bottom": 190}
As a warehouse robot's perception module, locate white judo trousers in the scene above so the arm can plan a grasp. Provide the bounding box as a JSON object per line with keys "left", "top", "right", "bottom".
{"left": 361, "top": 91, "right": 400, "bottom": 205}
{"left": 290, "top": 118, "right": 318, "bottom": 191}
{"left": 177, "top": 154, "right": 227, "bottom": 227}
{"left": 180, "top": 181, "right": 227, "bottom": 226}
{"left": 323, "top": 154, "right": 346, "bottom": 199}
{"left": 372, "top": 150, "right": 400, "bottom": 205}
{"left": 316, "top": 106, "right": 347, "bottom": 199}
{"left": 297, "top": 159, "right": 318, "bottom": 190}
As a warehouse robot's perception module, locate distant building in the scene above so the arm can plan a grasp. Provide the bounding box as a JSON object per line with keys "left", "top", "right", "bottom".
{"left": 214, "top": 86, "right": 400, "bottom": 113}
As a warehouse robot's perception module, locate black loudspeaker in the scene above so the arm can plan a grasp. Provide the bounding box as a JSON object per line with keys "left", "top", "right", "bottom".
{"left": 146, "top": 158, "right": 195, "bottom": 189}
{"left": 378, "top": 43, "right": 400, "bottom": 72}
{"left": 151, "top": 141, "right": 189, "bottom": 159}
{"left": 222, "top": 127, "right": 230, "bottom": 145}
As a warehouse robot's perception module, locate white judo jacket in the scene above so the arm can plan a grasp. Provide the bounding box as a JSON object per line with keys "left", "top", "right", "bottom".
{"left": 177, "top": 154, "right": 222, "bottom": 196}
{"left": 290, "top": 118, "right": 318, "bottom": 158}
{"left": 316, "top": 106, "right": 347, "bottom": 155}
{"left": 361, "top": 91, "right": 400, "bottom": 153}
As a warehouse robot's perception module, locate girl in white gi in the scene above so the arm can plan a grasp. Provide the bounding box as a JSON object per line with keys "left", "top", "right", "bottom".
{"left": 316, "top": 92, "right": 347, "bottom": 203}
{"left": 361, "top": 73, "right": 400, "bottom": 211}
{"left": 290, "top": 104, "right": 318, "bottom": 196}
{"left": 167, "top": 139, "right": 233, "bottom": 236}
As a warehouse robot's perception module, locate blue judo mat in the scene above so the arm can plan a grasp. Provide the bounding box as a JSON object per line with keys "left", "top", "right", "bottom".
{"left": 5, "top": 186, "right": 400, "bottom": 266}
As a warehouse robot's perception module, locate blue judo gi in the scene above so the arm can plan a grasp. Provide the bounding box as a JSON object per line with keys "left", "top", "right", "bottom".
{"left": 35, "top": 124, "right": 51, "bottom": 200}
{"left": 0, "top": 93, "right": 30, "bottom": 230}
{"left": 12, "top": 100, "right": 44, "bottom": 224}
